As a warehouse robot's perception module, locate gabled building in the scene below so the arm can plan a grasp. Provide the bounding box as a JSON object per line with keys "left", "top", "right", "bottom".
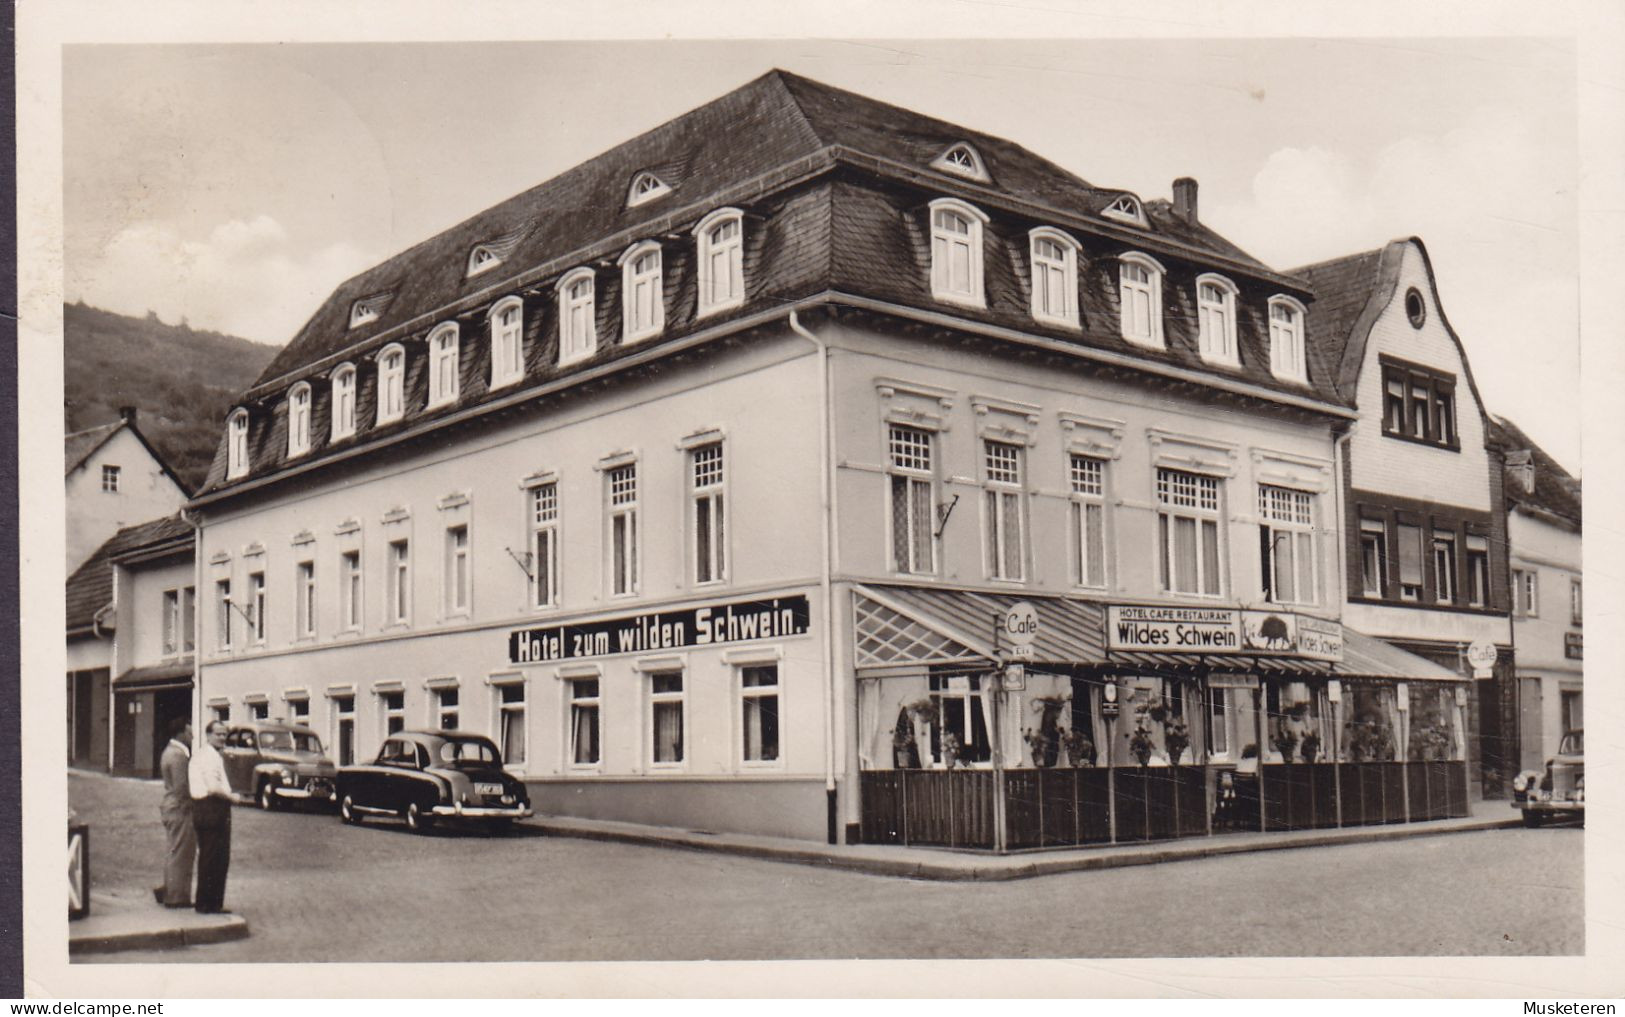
{"left": 1296, "top": 238, "right": 1515, "bottom": 798}
{"left": 65, "top": 407, "right": 189, "bottom": 572}
{"left": 188, "top": 71, "right": 1468, "bottom": 847}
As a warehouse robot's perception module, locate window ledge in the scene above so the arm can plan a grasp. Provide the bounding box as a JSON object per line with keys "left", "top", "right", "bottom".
{"left": 558, "top": 349, "right": 595, "bottom": 369}
{"left": 1032, "top": 312, "right": 1082, "bottom": 331}
{"left": 1121, "top": 333, "right": 1165, "bottom": 351}
{"left": 426, "top": 396, "right": 458, "bottom": 411}
{"left": 623, "top": 325, "right": 663, "bottom": 344}
{"left": 696, "top": 296, "right": 745, "bottom": 320}
{"left": 932, "top": 291, "right": 986, "bottom": 311}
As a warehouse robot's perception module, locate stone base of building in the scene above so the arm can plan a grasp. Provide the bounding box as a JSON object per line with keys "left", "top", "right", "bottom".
{"left": 527, "top": 776, "right": 830, "bottom": 842}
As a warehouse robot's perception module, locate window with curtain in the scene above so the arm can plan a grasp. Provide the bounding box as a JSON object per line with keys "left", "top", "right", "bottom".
{"left": 1119, "top": 255, "right": 1163, "bottom": 346}
{"left": 377, "top": 345, "right": 406, "bottom": 425}
{"left": 529, "top": 483, "right": 559, "bottom": 609}
{"left": 1029, "top": 230, "right": 1079, "bottom": 327}
{"left": 498, "top": 683, "right": 526, "bottom": 764}
{"left": 1258, "top": 485, "right": 1317, "bottom": 605}
{"left": 692, "top": 443, "right": 726, "bottom": 584}
{"left": 888, "top": 425, "right": 935, "bottom": 574}
{"left": 929, "top": 673, "right": 991, "bottom": 766}
{"left": 558, "top": 270, "right": 597, "bottom": 365}
{"left": 608, "top": 464, "right": 638, "bottom": 596}
{"left": 1070, "top": 454, "right": 1107, "bottom": 588}
{"left": 983, "top": 440, "right": 1025, "bottom": 581}
{"left": 428, "top": 326, "right": 460, "bottom": 407}
{"left": 650, "top": 672, "right": 684, "bottom": 765}
{"left": 287, "top": 383, "right": 312, "bottom": 457}
{"left": 621, "top": 243, "right": 664, "bottom": 341}
{"left": 569, "top": 679, "right": 600, "bottom": 766}
{"left": 741, "top": 665, "right": 779, "bottom": 763}
{"left": 1156, "top": 468, "right": 1222, "bottom": 596}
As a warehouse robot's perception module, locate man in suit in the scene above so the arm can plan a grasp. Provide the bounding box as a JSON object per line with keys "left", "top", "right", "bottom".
{"left": 188, "top": 719, "right": 235, "bottom": 914}
{"left": 152, "top": 717, "right": 195, "bottom": 908}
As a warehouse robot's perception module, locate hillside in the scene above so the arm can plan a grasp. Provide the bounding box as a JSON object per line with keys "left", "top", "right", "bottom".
{"left": 64, "top": 302, "right": 280, "bottom": 492}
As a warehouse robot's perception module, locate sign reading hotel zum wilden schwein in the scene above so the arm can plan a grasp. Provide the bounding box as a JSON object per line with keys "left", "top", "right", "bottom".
{"left": 508, "top": 595, "right": 811, "bottom": 664}
{"left": 1108, "top": 605, "right": 1343, "bottom": 662}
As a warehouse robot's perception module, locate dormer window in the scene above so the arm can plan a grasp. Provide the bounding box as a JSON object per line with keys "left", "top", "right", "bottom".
{"left": 427, "top": 324, "right": 460, "bottom": 407}
{"left": 350, "top": 299, "right": 379, "bottom": 329}
{"left": 287, "top": 382, "right": 312, "bottom": 458}
{"left": 1118, "top": 252, "right": 1165, "bottom": 348}
{"left": 1102, "top": 194, "right": 1148, "bottom": 227}
{"left": 1268, "top": 296, "right": 1308, "bottom": 383}
{"left": 619, "top": 241, "right": 664, "bottom": 342}
{"left": 331, "top": 363, "right": 357, "bottom": 440}
{"left": 1195, "top": 274, "right": 1240, "bottom": 365}
{"left": 627, "top": 172, "right": 671, "bottom": 208}
{"left": 1029, "top": 227, "right": 1081, "bottom": 328}
{"left": 467, "top": 245, "right": 502, "bottom": 277}
{"left": 694, "top": 208, "right": 745, "bottom": 318}
{"left": 928, "top": 198, "right": 988, "bottom": 309}
{"left": 376, "top": 343, "right": 406, "bottom": 426}
{"left": 931, "top": 143, "right": 990, "bottom": 183}
{"left": 557, "top": 268, "right": 597, "bottom": 366}
{"left": 489, "top": 297, "right": 525, "bottom": 390}
{"left": 227, "top": 409, "right": 249, "bottom": 480}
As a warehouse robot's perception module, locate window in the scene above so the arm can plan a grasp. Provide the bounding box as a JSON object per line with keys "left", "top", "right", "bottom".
{"left": 350, "top": 300, "right": 379, "bottom": 329}
{"left": 340, "top": 550, "right": 362, "bottom": 631}
{"left": 1359, "top": 518, "right": 1388, "bottom": 598}
{"left": 331, "top": 364, "right": 357, "bottom": 440}
{"left": 227, "top": 410, "right": 249, "bottom": 479}
{"left": 1380, "top": 359, "right": 1457, "bottom": 448}
{"left": 1571, "top": 579, "right": 1582, "bottom": 626}
{"left": 1397, "top": 524, "right": 1425, "bottom": 601}
{"left": 332, "top": 695, "right": 355, "bottom": 765}
{"left": 928, "top": 673, "right": 990, "bottom": 766}
{"left": 1156, "top": 468, "right": 1222, "bottom": 596}
{"left": 248, "top": 570, "right": 267, "bottom": 643}
{"left": 444, "top": 525, "right": 470, "bottom": 615}
{"left": 1405, "top": 287, "right": 1427, "bottom": 328}
{"left": 649, "top": 672, "right": 685, "bottom": 765}
{"left": 928, "top": 199, "right": 987, "bottom": 307}
{"left": 211, "top": 703, "right": 230, "bottom": 724}
{"left": 498, "top": 683, "right": 527, "bottom": 765}
{"left": 627, "top": 171, "right": 669, "bottom": 207}
{"left": 1561, "top": 690, "right": 1582, "bottom": 733}
{"left": 741, "top": 665, "right": 780, "bottom": 763}
{"left": 489, "top": 299, "right": 524, "bottom": 389}
{"left": 1029, "top": 229, "right": 1080, "bottom": 328}
{"left": 695, "top": 209, "right": 745, "bottom": 317}
{"left": 381, "top": 690, "right": 405, "bottom": 736}
{"left": 1513, "top": 569, "right": 1539, "bottom": 617}
{"left": 568, "top": 679, "right": 600, "bottom": 766}
{"left": 608, "top": 464, "right": 639, "bottom": 597}
{"left": 1258, "top": 485, "right": 1317, "bottom": 606}
{"left": 434, "top": 687, "right": 459, "bottom": 729}
{"left": 1466, "top": 535, "right": 1490, "bottom": 607}
{"left": 376, "top": 345, "right": 406, "bottom": 426}
{"left": 888, "top": 425, "right": 936, "bottom": 575}
{"left": 620, "top": 242, "right": 664, "bottom": 341}
{"left": 288, "top": 697, "right": 309, "bottom": 722}
{"left": 100, "top": 465, "right": 120, "bottom": 492}
{"left": 1196, "top": 275, "right": 1239, "bottom": 364}
{"left": 1102, "top": 194, "right": 1146, "bottom": 226}
{"left": 692, "top": 443, "right": 726, "bottom": 584}
{"left": 557, "top": 269, "right": 596, "bottom": 365}
{"left": 249, "top": 700, "right": 269, "bottom": 721}
{"left": 1268, "top": 297, "right": 1307, "bottom": 382}
{"left": 387, "top": 539, "right": 410, "bottom": 624}
{"left": 162, "top": 589, "right": 180, "bottom": 655}
{"left": 1208, "top": 688, "right": 1229, "bottom": 757}
{"left": 1431, "top": 531, "right": 1457, "bottom": 604}
{"left": 287, "top": 382, "right": 312, "bottom": 457}
{"left": 297, "top": 560, "right": 316, "bottom": 638}
{"left": 529, "top": 483, "right": 559, "bottom": 609}
{"left": 1070, "top": 455, "right": 1108, "bottom": 589}
{"left": 215, "top": 579, "right": 232, "bottom": 650}
{"left": 1118, "top": 253, "right": 1164, "bottom": 347}
{"left": 468, "top": 245, "right": 501, "bottom": 277}
{"left": 427, "top": 325, "right": 459, "bottom": 408}
{"left": 983, "top": 441, "right": 1025, "bottom": 581}
{"left": 181, "top": 586, "right": 195, "bottom": 652}
{"left": 932, "top": 143, "right": 989, "bottom": 181}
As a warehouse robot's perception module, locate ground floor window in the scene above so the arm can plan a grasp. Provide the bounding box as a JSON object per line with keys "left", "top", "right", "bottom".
{"left": 210, "top": 703, "right": 230, "bottom": 724}
{"left": 1561, "top": 689, "right": 1583, "bottom": 733}
{"left": 740, "top": 665, "right": 780, "bottom": 763}
{"left": 1263, "top": 680, "right": 1328, "bottom": 763}
{"left": 650, "top": 672, "right": 685, "bottom": 765}
{"left": 434, "top": 686, "right": 459, "bottom": 729}
{"left": 380, "top": 690, "right": 404, "bottom": 736}
{"left": 288, "top": 698, "right": 309, "bottom": 723}
{"left": 498, "top": 683, "right": 527, "bottom": 765}
{"left": 1339, "top": 684, "right": 1399, "bottom": 762}
{"left": 1407, "top": 684, "right": 1465, "bottom": 761}
{"left": 927, "top": 672, "right": 990, "bottom": 766}
{"left": 568, "top": 679, "right": 600, "bottom": 766}
{"left": 331, "top": 695, "right": 355, "bottom": 766}
{"left": 247, "top": 700, "right": 269, "bottom": 721}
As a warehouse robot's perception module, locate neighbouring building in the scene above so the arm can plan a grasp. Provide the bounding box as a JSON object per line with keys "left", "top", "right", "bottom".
{"left": 1489, "top": 416, "right": 1582, "bottom": 771}
{"left": 1296, "top": 239, "right": 1516, "bottom": 798}
{"left": 187, "top": 71, "right": 1472, "bottom": 848}
{"left": 65, "top": 407, "right": 189, "bottom": 572}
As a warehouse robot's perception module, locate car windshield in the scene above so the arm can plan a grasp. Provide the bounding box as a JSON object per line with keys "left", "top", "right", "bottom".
{"left": 1558, "top": 731, "right": 1583, "bottom": 755}
{"left": 438, "top": 737, "right": 500, "bottom": 766}
{"left": 259, "top": 730, "right": 323, "bottom": 753}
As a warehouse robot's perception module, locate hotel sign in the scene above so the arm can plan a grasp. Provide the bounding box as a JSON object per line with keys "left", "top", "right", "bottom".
{"left": 1108, "top": 605, "right": 1343, "bottom": 663}
{"left": 508, "top": 595, "right": 811, "bottom": 664}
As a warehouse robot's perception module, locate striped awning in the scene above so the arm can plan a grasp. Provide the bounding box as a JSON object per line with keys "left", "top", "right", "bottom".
{"left": 853, "top": 584, "right": 1105, "bottom": 672}
{"left": 1104, "top": 651, "right": 1337, "bottom": 675}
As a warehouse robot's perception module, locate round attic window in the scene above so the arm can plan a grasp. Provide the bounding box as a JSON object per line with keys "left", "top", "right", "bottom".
{"left": 1404, "top": 287, "right": 1426, "bottom": 329}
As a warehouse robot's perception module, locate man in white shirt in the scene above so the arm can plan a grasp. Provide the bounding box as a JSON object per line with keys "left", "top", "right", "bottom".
{"left": 188, "top": 720, "right": 234, "bottom": 914}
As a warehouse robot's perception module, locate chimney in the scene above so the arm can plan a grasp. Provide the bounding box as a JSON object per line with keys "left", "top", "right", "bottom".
{"left": 118, "top": 406, "right": 138, "bottom": 425}
{"left": 1173, "top": 177, "right": 1199, "bottom": 225}
{"left": 1505, "top": 450, "right": 1536, "bottom": 494}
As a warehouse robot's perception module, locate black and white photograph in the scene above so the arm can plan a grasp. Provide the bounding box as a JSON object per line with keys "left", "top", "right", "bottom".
{"left": 16, "top": 0, "right": 1625, "bottom": 1000}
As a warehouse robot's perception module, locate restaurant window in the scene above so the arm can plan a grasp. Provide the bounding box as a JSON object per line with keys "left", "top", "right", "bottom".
{"left": 297, "top": 560, "right": 316, "bottom": 639}
{"left": 1466, "top": 535, "right": 1489, "bottom": 607}
{"left": 740, "top": 665, "right": 780, "bottom": 764}
{"left": 1406, "top": 685, "right": 1463, "bottom": 762}
{"left": 1258, "top": 485, "right": 1317, "bottom": 606}
{"left": 607, "top": 464, "right": 639, "bottom": 597}
{"left": 1380, "top": 359, "right": 1457, "bottom": 449}
{"left": 381, "top": 690, "right": 405, "bottom": 736}
{"left": 928, "top": 672, "right": 991, "bottom": 766}
{"left": 498, "top": 683, "right": 527, "bottom": 765}
{"left": 1207, "top": 688, "right": 1229, "bottom": 757}
{"left": 888, "top": 425, "right": 936, "bottom": 575}
{"left": 1359, "top": 518, "right": 1388, "bottom": 598}
{"left": 388, "top": 539, "right": 410, "bottom": 624}
{"left": 1156, "top": 468, "right": 1222, "bottom": 596}
{"left": 558, "top": 269, "right": 597, "bottom": 366}
{"left": 1431, "top": 530, "right": 1458, "bottom": 604}
{"left": 568, "top": 679, "right": 600, "bottom": 766}
{"left": 332, "top": 695, "right": 355, "bottom": 766}
{"left": 1396, "top": 524, "right": 1425, "bottom": 601}
{"left": 649, "top": 672, "right": 685, "bottom": 766}
{"left": 376, "top": 345, "right": 406, "bottom": 426}
{"left": 692, "top": 443, "right": 726, "bottom": 585}
{"left": 1339, "top": 684, "right": 1399, "bottom": 762}
{"left": 1266, "top": 681, "right": 1326, "bottom": 764}
{"left": 444, "top": 524, "right": 470, "bottom": 616}
{"left": 983, "top": 440, "right": 1025, "bottom": 581}
{"left": 434, "top": 687, "right": 458, "bottom": 730}
{"left": 1070, "top": 455, "right": 1107, "bottom": 589}
{"left": 529, "top": 483, "right": 559, "bottom": 609}
{"left": 340, "top": 550, "right": 362, "bottom": 631}
{"left": 215, "top": 578, "right": 232, "bottom": 650}
{"left": 331, "top": 364, "right": 357, "bottom": 439}
{"left": 248, "top": 570, "right": 267, "bottom": 644}
{"left": 489, "top": 298, "right": 525, "bottom": 390}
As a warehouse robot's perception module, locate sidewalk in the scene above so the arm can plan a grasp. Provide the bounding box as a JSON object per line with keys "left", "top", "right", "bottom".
{"left": 69, "top": 887, "right": 250, "bottom": 956}
{"left": 532, "top": 798, "right": 1522, "bottom": 882}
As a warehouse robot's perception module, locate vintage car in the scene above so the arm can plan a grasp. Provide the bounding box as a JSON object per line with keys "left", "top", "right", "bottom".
{"left": 1512, "top": 729, "right": 1584, "bottom": 827}
{"left": 335, "top": 729, "right": 533, "bottom": 833}
{"left": 222, "top": 721, "right": 339, "bottom": 809}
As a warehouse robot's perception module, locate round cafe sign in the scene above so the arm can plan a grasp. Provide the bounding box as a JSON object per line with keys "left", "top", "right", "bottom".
{"left": 1466, "top": 640, "right": 1498, "bottom": 671}
{"left": 1003, "top": 601, "right": 1039, "bottom": 657}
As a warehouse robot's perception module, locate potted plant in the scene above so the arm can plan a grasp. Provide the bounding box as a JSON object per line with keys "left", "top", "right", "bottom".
{"left": 1022, "top": 727, "right": 1056, "bottom": 769}
{"left": 1062, "top": 727, "right": 1096, "bottom": 768}
{"left": 942, "top": 730, "right": 965, "bottom": 770}
{"left": 891, "top": 708, "right": 919, "bottom": 769}
{"left": 1300, "top": 731, "right": 1322, "bottom": 765}
{"left": 1271, "top": 726, "right": 1299, "bottom": 764}
{"left": 1164, "top": 716, "right": 1191, "bottom": 767}
{"left": 1128, "top": 716, "right": 1157, "bottom": 767}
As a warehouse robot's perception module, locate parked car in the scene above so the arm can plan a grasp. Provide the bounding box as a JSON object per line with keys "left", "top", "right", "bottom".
{"left": 222, "top": 721, "right": 339, "bottom": 810}
{"left": 335, "top": 729, "right": 533, "bottom": 833}
{"left": 1512, "top": 729, "right": 1584, "bottom": 827}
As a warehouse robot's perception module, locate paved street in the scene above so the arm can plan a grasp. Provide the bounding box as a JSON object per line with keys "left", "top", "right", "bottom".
{"left": 71, "top": 770, "right": 1582, "bottom": 962}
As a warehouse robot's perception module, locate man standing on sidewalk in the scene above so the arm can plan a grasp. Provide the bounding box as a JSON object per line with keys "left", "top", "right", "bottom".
{"left": 152, "top": 718, "right": 195, "bottom": 908}
{"left": 188, "top": 720, "right": 234, "bottom": 914}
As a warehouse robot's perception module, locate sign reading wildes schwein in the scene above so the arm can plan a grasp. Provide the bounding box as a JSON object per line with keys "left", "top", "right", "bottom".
{"left": 508, "top": 595, "right": 812, "bottom": 664}
{"left": 1107, "top": 605, "right": 1343, "bottom": 662}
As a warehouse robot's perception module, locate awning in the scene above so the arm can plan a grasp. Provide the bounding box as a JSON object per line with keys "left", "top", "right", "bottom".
{"left": 1104, "top": 651, "right": 1336, "bottom": 676}
{"left": 113, "top": 661, "right": 194, "bottom": 694}
{"left": 853, "top": 584, "right": 1105, "bottom": 673}
{"left": 1334, "top": 627, "right": 1465, "bottom": 681}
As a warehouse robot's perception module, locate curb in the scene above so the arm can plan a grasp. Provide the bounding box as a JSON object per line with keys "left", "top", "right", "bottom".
{"left": 71, "top": 917, "right": 250, "bottom": 955}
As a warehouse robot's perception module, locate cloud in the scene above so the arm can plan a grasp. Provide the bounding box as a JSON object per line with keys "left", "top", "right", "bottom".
{"left": 69, "top": 215, "right": 376, "bottom": 344}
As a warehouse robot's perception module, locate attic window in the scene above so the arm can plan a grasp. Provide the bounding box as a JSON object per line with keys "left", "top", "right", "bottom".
{"left": 350, "top": 300, "right": 379, "bottom": 329}
{"left": 468, "top": 246, "right": 503, "bottom": 277}
{"left": 1405, "top": 287, "right": 1427, "bottom": 329}
{"left": 1102, "top": 194, "right": 1147, "bottom": 227}
{"left": 627, "top": 172, "right": 671, "bottom": 208}
{"left": 931, "top": 143, "right": 990, "bottom": 183}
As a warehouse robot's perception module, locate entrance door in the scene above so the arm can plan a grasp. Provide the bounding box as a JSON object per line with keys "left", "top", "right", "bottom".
{"left": 151, "top": 688, "right": 193, "bottom": 776}
{"left": 1519, "top": 676, "right": 1544, "bottom": 771}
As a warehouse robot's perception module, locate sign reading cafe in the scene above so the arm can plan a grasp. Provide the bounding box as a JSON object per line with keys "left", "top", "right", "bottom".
{"left": 508, "top": 595, "right": 812, "bottom": 664}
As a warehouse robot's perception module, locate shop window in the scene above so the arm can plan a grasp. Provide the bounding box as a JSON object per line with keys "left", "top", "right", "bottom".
{"left": 1070, "top": 455, "right": 1107, "bottom": 589}
{"left": 434, "top": 687, "right": 458, "bottom": 730}
{"left": 649, "top": 672, "right": 685, "bottom": 766}
{"left": 928, "top": 198, "right": 987, "bottom": 308}
{"left": 248, "top": 571, "right": 267, "bottom": 644}
{"left": 101, "top": 464, "right": 120, "bottom": 492}
{"left": 620, "top": 242, "right": 664, "bottom": 342}
{"left": 740, "top": 665, "right": 780, "bottom": 763}
{"left": 558, "top": 269, "right": 597, "bottom": 366}
{"left": 1466, "top": 535, "right": 1489, "bottom": 607}
{"left": 1340, "top": 685, "right": 1399, "bottom": 762}
{"left": 1156, "top": 468, "right": 1222, "bottom": 596}
{"left": 489, "top": 299, "right": 524, "bottom": 389}
{"left": 331, "top": 695, "right": 355, "bottom": 766}
{"left": 215, "top": 579, "right": 233, "bottom": 651}
{"left": 691, "top": 443, "right": 726, "bottom": 585}
{"left": 1380, "top": 358, "right": 1457, "bottom": 449}
{"left": 983, "top": 440, "right": 1025, "bottom": 581}
{"left": 607, "top": 464, "right": 639, "bottom": 597}
{"left": 331, "top": 364, "right": 357, "bottom": 439}
{"left": 695, "top": 209, "right": 745, "bottom": 317}
{"left": 1431, "top": 531, "right": 1457, "bottom": 604}
{"left": 388, "top": 539, "right": 411, "bottom": 624}
{"left": 376, "top": 344, "right": 406, "bottom": 426}
{"left": 1359, "top": 518, "right": 1388, "bottom": 598}
{"left": 1029, "top": 228, "right": 1080, "bottom": 328}
{"left": 297, "top": 561, "right": 316, "bottom": 639}
{"left": 928, "top": 673, "right": 991, "bottom": 766}
{"left": 498, "top": 683, "right": 527, "bottom": 765}
{"left": 888, "top": 425, "right": 936, "bottom": 575}
{"left": 529, "top": 483, "right": 559, "bottom": 609}
{"left": 381, "top": 691, "right": 405, "bottom": 736}
{"left": 1118, "top": 253, "right": 1164, "bottom": 348}
{"left": 568, "top": 679, "right": 600, "bottom": 766}
{"left": 340, "top": 550, "right": 362, "bottom": 631}
{"left": 444, "top": 524, "right": 470, "bottom": 616}
{"left": 1406, "top": 685, "right": 1463, "bottom": 761}
{"left": 1396, "top": 524, "right": 1424, "bottom": 601}
{"left": 1258, "top": 485, "right": 1317, "bottom": 606}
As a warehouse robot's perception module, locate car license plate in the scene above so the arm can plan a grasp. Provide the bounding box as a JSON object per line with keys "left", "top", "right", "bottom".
{"left": 476, "top": 782, "right": 504, "bottom": 796}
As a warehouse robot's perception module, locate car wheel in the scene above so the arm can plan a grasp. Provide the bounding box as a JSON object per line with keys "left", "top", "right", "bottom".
{"left": 1521, "top": 810, "right": 1545, "bottom": 828}
{"left": 404, "top": 801, "right": 433, "bottom": 834}
{"left": 340, "top": 794, "right": 363, "bottom": 825}
{"left": 257, "top": 782, "right": 277, "bottom": 811}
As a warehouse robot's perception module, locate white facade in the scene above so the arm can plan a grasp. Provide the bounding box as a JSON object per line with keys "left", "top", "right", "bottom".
{"left": 66, "top": 425, "right": 188, "bottom": 571}
{"left": 1508, "top": 508, "right": 1582, "bottom": 770}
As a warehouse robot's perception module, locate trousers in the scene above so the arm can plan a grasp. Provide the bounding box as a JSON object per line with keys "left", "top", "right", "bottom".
{"left": 159, "top": 804, "right": 196, "bottom": 905}
{"left": 192, "top": 796, "right": 232, "bottom": 912}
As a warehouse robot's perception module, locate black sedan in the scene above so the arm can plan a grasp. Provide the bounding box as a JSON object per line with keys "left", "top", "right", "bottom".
{"left": 336, "top": 730, "right": 533, "bottom": 833}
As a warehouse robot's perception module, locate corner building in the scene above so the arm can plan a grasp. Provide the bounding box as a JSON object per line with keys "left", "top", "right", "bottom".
{"left": 191, "top": 72, "right": 1469, "bottom": 847}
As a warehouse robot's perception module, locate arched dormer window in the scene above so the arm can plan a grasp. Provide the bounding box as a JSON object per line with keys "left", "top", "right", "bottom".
{"left": 931, "top": 142, "right": 990, "bottom": 183}
{"left": 1028, "top": 227, "right": 1081, "bottom": 328}
{"left": 1118, "top": 252, "right": 1165, "bottom": 348}
{"left": 694, "top": 208, "right": 745, "bottom": 318}
{"left": 427, "top": 323, "right": 460, "bottom": 408}
{"left": 557, "top": 268, "right": 597, "bottom": 366}
{"left": 467, "top": 245, "right": 502, "bottom": 277}
{"left": 1102, "top": 194, "right": 1148, "bottom": 227}
{"left": 376, "top": 343, "right": 406, "bottom": 426}
{"left": 330, "top": 363, "right": 357, "bottom": 440}
{"left": 286, "top": 382, "right": 313, "bottom": 458}
{"left": 1268, "top": 295, "right": 1309, "bottom": 383}
{"left": 627, "top": 172, "right": 671, "bottom": 208}
{"left": 619, "top": 241, "right": 665, "bottom": 342}
{"left": 489, "top": 297, "right": 525, "bottom": 390}
{"left": 1195, "top": 274, "right": 1240, "bottom": 365}
{"left": 350, "top": 299, "right": 380, "bottom": 329}
{"left": 928, "top": 198, "right": 988, "bottom": 309}
{"left": 226, "top": 409, "right": 250, "bottom": 480}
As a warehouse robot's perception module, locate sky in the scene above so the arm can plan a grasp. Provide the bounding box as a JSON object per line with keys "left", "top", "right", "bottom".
{"left": 61, "top": 37, "right": 1581, "bottom": 471}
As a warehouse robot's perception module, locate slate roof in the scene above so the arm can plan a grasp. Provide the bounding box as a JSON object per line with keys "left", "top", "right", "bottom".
{"left": 1290, "top": 247, "right": 1387, "bottom": 404}
{"left": 1488, "top": 416, "right": 1581, "bottom": 527}
{"left": 65, "top": 514, "right": 194, "bottom": 634}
